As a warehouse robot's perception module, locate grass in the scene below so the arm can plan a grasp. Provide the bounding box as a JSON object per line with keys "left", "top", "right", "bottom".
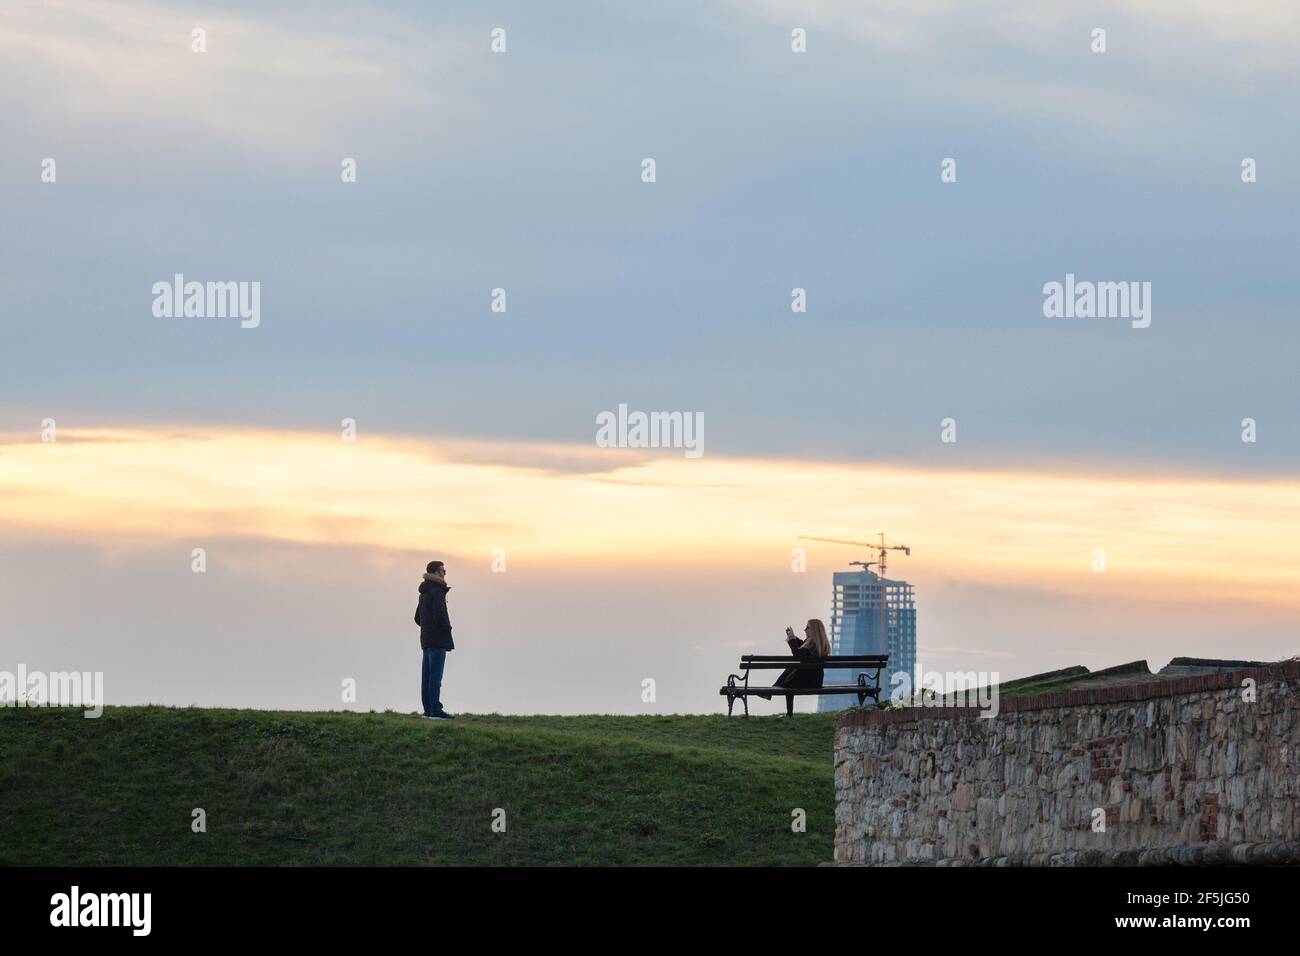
{"left": 0, "top": 707, "right": 836, "bottom": 866}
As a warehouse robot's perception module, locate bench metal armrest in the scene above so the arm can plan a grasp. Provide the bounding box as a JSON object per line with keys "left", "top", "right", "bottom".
{"left": 724, "top": 671, "right": 751, "bottom": 717}
{"left": 856, "top": 671, "right": 884, "bottom": 702}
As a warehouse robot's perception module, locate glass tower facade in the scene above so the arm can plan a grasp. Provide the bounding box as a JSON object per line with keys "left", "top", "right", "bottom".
{"left": 818, "top": 568, "right": 916, "bottom": 712}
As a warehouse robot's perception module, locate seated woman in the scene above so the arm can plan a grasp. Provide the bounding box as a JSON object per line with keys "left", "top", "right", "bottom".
{"left": 758, "top": 619, "right": 831, "bottom": 716}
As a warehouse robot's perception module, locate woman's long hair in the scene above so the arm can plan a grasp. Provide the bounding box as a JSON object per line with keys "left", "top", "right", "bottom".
{"left": 803, "top": 619, "right": 831, "bottom": 658}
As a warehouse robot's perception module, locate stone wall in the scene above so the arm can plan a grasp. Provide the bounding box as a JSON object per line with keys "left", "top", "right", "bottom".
{"left": 833, "top": 661, "right": 1300, "bottom": 865}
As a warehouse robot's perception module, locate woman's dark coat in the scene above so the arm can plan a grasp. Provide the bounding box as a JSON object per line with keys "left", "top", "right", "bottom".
{"left": 772, "top": 636, "right": 825, "bottom": 689}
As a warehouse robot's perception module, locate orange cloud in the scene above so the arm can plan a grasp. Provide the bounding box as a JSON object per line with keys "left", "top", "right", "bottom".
{"left": 2, "top": 425, "right": 1298, "bottom": 607}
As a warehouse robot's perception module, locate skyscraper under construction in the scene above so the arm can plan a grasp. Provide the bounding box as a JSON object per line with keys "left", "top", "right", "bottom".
{"left": 818, "top": 566, "right": 916, "bottom": 712}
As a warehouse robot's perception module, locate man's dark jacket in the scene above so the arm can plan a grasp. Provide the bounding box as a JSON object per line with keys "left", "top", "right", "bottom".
{"left": 415, "top": 579, "right": 454, "bottom": 651}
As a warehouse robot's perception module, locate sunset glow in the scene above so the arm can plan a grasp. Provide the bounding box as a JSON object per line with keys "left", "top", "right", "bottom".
{"left": 4, "top": 426, "right": 1298, "bottom": 607}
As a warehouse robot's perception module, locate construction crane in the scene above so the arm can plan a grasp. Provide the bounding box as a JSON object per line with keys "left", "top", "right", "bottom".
{"left": 798, "top": 533, "right": 911, "bottom": 581}
{"left": 798, "top": 534, "right": 911, "bottom": 659}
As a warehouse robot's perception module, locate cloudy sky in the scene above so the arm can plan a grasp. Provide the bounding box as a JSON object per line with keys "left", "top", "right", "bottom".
{"left": 2, "top": 1, "right": 1297, "bottom": 714}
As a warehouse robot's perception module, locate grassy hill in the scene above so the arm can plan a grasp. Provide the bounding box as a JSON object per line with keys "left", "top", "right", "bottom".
{"left": 0, "top": 708, "right": 836, "bottom": 866}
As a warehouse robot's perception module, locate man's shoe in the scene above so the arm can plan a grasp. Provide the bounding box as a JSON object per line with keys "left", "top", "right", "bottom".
{"left": 419, "top": 713, "right": 436, "bottom": 720}
{"left": 430, "top": 710, "right": 456, "bottom": 720}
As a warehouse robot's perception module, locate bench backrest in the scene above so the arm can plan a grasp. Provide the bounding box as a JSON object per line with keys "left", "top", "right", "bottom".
{"left": 739, "top": 655, "right": 888, "bottom": 672}
{"left": 740, "top": 655, "right": 888, "bottom": 663}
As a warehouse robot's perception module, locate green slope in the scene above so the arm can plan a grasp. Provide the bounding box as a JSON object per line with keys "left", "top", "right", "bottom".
{"left": 0, "top": 708, "right": 835, "bottom": 866}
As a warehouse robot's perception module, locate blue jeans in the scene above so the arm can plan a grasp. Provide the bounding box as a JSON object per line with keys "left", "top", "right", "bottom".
{"left": 421, "top": 648, "right": 447, "bottom": 715}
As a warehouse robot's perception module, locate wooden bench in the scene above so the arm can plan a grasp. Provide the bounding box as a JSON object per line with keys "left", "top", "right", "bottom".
{"left": 719, "top": 654, "right": 888, "bottom": 717}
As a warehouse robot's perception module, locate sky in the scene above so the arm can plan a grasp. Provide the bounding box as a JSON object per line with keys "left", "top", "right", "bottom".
{"left": 2, "top": 1, "right": 1298, "bottom": 714}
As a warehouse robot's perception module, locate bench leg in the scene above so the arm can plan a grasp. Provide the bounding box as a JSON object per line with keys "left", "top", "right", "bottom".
{"left": 742, "top": 694, "right": 749, "bottom": 718}
{"left": 727, "top": 694, "right": 735, "bottom": 717}
{"left": 786, "top": 695, "right": 794, "bottom": 718}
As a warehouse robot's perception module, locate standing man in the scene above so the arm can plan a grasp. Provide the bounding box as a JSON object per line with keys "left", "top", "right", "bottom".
{"left": 415, "top": 560, "right": 455, "bottom": 720}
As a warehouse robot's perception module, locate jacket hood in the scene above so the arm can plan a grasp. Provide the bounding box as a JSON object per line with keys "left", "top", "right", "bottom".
{"left": 419, "top": 572, "right": 449, "bottom": 593}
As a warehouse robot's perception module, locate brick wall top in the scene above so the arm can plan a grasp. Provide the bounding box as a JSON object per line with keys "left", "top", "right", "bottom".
{"left": 836, "top": 659, "right": 1300, "bottom": 729}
